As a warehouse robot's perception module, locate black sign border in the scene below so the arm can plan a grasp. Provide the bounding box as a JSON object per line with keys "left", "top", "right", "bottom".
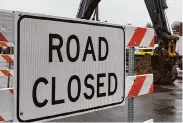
{"left": 17, "top": 15, "right": 126, "bottom": 122}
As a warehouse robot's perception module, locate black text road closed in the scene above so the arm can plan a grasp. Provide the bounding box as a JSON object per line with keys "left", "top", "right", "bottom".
{"left": 16, "top": 15, "right": 125, "bottom": 122}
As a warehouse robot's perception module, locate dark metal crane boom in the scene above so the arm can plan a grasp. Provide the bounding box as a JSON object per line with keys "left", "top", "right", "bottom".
{"left": 76, "top": 0, "right": 180, "bottom": 84}
{"left": 77, "top": 0, "right": 101, "bottom": 19}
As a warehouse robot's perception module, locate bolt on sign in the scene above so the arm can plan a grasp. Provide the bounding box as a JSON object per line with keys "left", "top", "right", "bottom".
{"left": 14, "top": 13, "right": 125, "bottom": 122}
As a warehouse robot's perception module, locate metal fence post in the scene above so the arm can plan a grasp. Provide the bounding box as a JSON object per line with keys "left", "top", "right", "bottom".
{"left": 128, "top": 47, "right": 135, "bottom": 122}
{"left": 7, "top": 62, "right": 11, "bottom": 88}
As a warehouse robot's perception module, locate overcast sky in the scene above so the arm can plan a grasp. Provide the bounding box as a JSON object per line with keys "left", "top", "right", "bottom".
{"left": 0, "top": 0, "right": 182, "bottom": 26}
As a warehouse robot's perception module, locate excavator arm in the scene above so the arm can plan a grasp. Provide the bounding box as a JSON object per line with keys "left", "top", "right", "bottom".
{"left": 76, "top": 0, "right": 180, "bottom": 84}
{"left": 77, "top": 0, "right": 178, "bottom": 44}
{"left": 76, "top": 0, "right": 101, "bottom": 19}
{"left": 145, "top": 0, "right": 170, "bottom": 34}
{"left": 145, "top": 0, "right": 179, "bottom": 57}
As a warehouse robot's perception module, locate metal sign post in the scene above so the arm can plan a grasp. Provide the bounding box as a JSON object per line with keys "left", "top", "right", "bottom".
{"left": 128, "top": 47, "right": 135, "bottom": 122}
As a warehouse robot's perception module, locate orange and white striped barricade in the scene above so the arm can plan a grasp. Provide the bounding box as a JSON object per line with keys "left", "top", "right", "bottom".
{"left": 125, "top": 26, "right": 154, "bottom": 122}
{"left": 125, "top": 26, "right": 154, "bottom": 98}
{"left": 0, "top": 10, "right": 15, "bottom": 122}
{"left": 126, "top": 74, "right": 154, "bottom": 98}
{"left": 125, "top": 26, "right": 154, "bottom": 47}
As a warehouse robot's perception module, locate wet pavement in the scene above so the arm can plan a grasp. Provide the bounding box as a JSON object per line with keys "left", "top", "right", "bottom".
{"left": 52, "top": 80, "right": 182, "bottom": 122}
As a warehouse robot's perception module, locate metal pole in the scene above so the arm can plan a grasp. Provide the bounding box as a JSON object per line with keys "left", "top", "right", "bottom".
{"left": 7, "top": 62, "right": 11, "bottom": 88}
{"left": 128, "top": 47, "right": 135, "bottom": 122}
{"left": 95, "top": 5, "right": 99, "bottom": 21}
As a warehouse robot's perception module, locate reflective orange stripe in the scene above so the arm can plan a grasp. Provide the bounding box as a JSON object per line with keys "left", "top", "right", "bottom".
{"left": 148, "top": 83, "right": 154, "bottom": 94}
{"left": 128, "top": 76, "right": 146, "bottom": 97}
{"left": 0, "top": 116, "right": 4, "bottom": 121}
{"left": 0, "top": 70, "right": 12, "bottom": 76}
{"left": 128, "top": 27, "right": 147, "bottom": 46}
{"left": 0, "top": 42, "right": 8, "bottom": 47}
{"left": 149, "top": 37, "right": 155, "bottom": 47}
{"left": 1, "top": 55, "right": 14, "bottom": 63}
{"left": 0, "top": 32, "right": 7, "bottom": 42}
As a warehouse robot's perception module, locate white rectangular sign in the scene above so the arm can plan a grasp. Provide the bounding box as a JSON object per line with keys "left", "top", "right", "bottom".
{"left": 15, "top": 14, "right": 125, "bottom": 122}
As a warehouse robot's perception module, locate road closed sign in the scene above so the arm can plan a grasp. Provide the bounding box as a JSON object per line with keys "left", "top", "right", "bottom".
{"left": 15, "top": 14, "right": 125, "bottom": 122}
